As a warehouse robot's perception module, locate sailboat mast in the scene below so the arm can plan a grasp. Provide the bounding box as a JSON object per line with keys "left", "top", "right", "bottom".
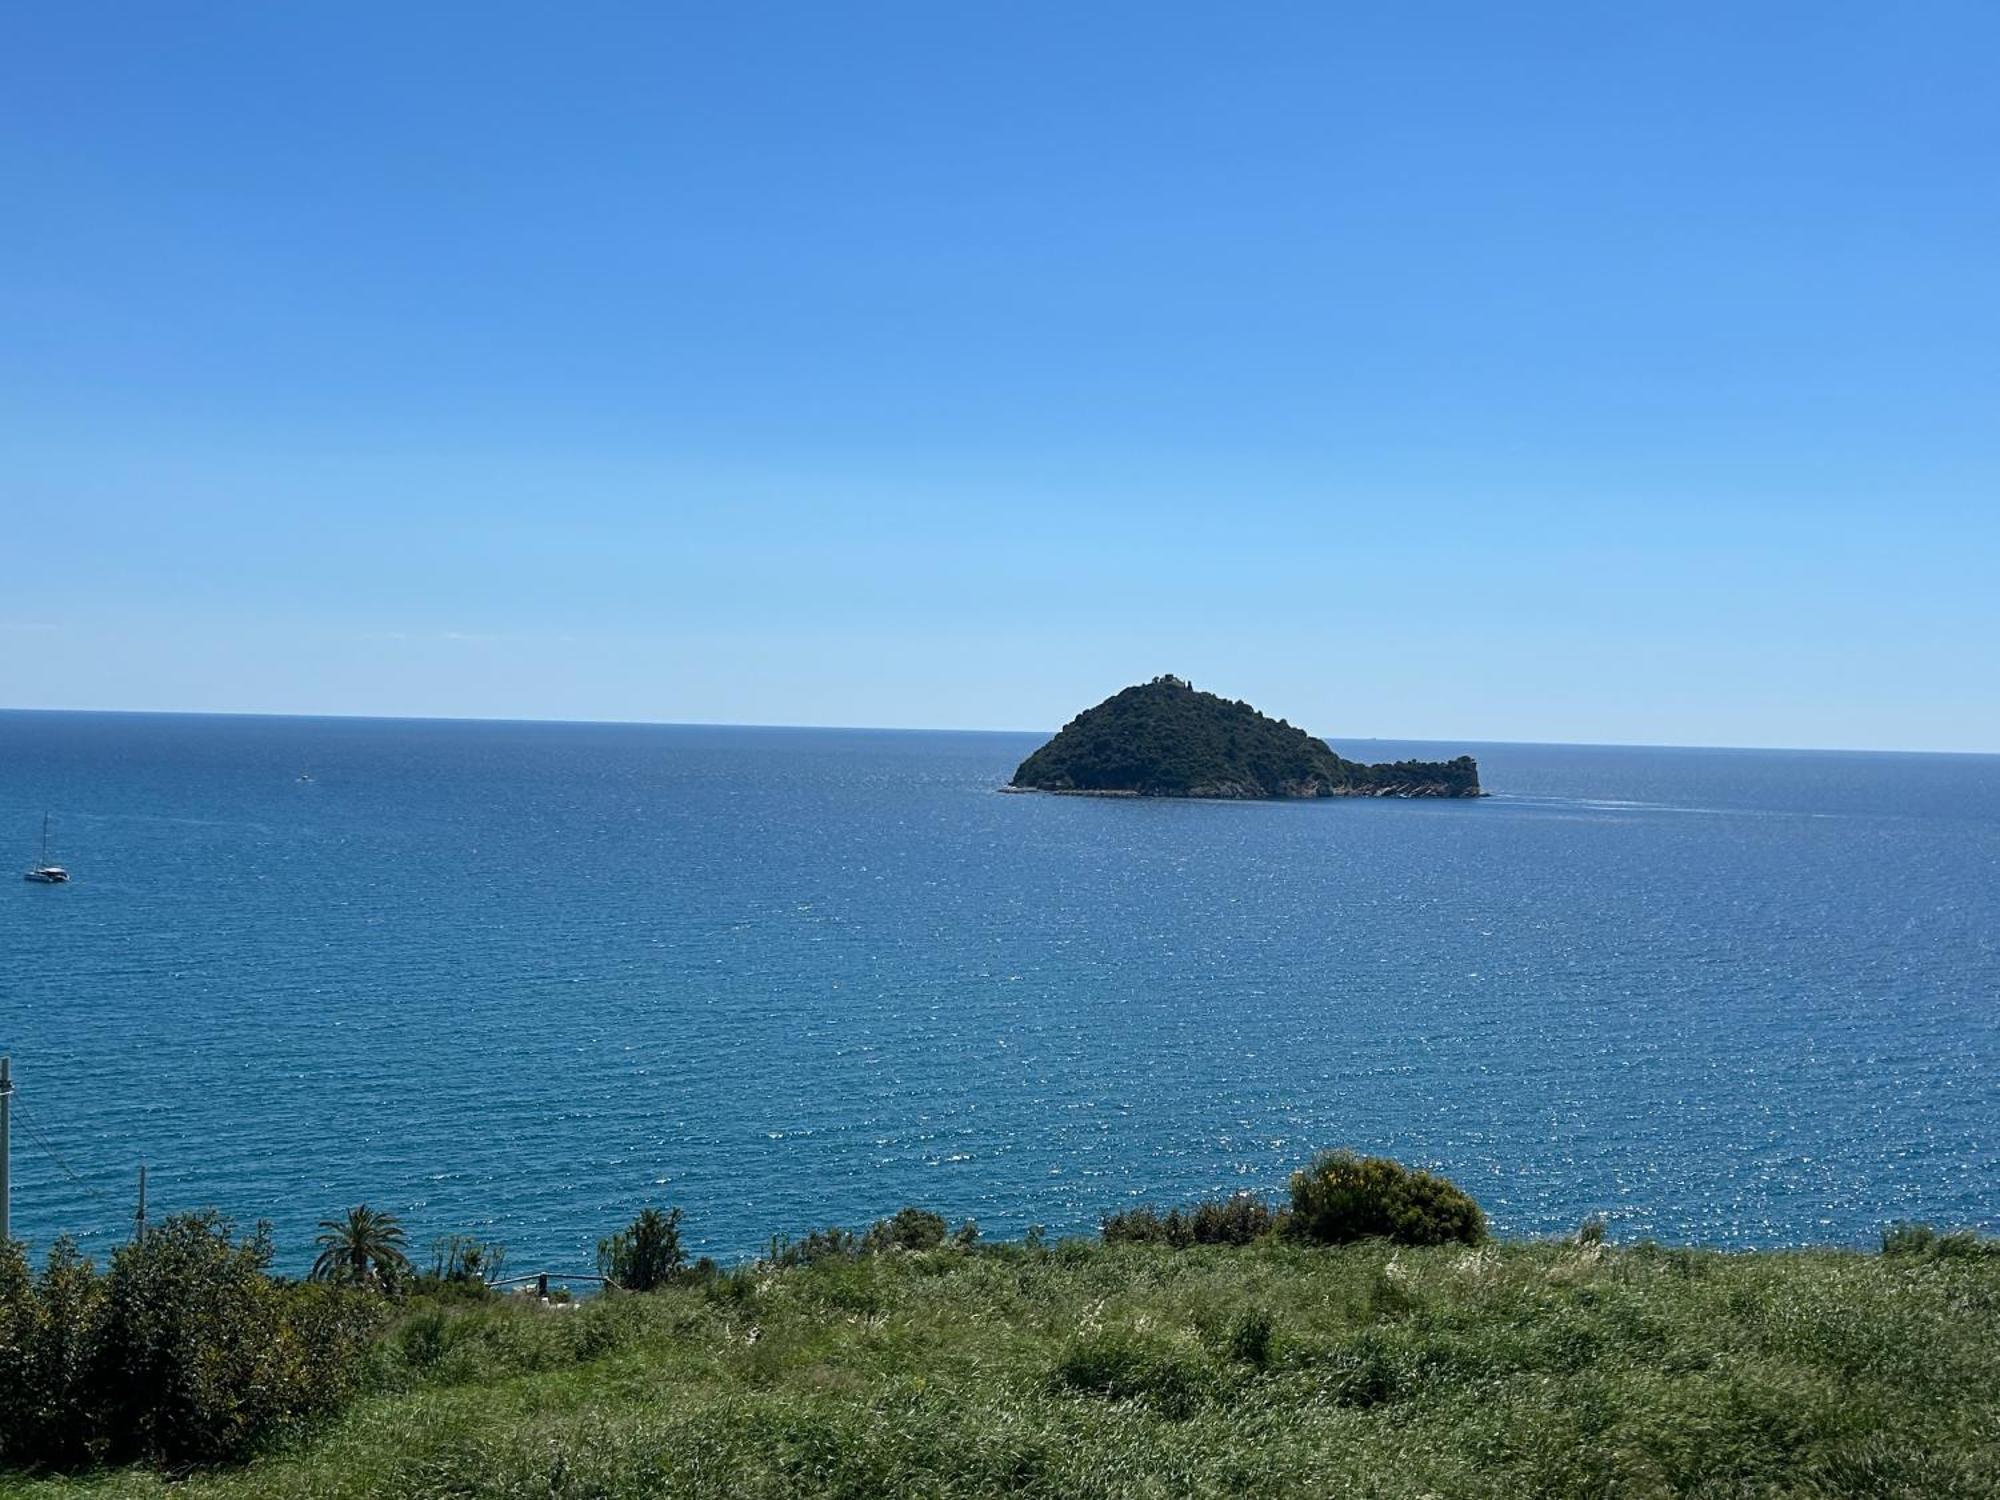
{"left": 41, "top": 813, "right": 51, "bottom": 865}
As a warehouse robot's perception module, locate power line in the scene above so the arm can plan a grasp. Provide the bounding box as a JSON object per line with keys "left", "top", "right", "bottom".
{"left": 12, "top": 1098, "right": 119, "bottom": 1211}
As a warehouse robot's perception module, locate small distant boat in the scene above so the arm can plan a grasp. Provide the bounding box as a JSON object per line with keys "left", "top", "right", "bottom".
{"left": 297, "top": 771, "right": 314, "bottom": 783}
{"left": 23, "top": 813, "right": 69, "bottom": 884}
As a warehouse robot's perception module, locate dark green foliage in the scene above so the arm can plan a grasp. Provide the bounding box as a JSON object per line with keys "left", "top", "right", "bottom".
{"left": 1881, "top": 1222, "right": 1937, "bottom": 1255}
{"left": 0, "top": 1214, "right": 382, "bottom": 1470}
{"left": 1881, "top": 1222, "right": 1997, "bottom": 1259}
{"left": 0, "top": 1235, "right": 105, "bottom": 1467}
{"left": 766, "top": 1225, "right": 858, "bottom": 1269}
{"left": 427, "top": 1232, "right": 506, "bottom": 1286}
{"left": 1190, "top": 1193, "right": 1274, "bottom": 1244}
{"left": 1010, "top": 675, "right": 1481, "bottom": 798}
{"left": 862, "top": 1206, "right": 948, "bottom": 1253}
{"left": 1932, "top": 1230, "right": 1999, "bottom": 1259}
{"left": 699, "top": 1260, "right": 759, "bottom": 1307}
{"left": 1224, "top": 1307, "right": 1277, "bottom": 1367}
{"left": 768, "top": 1207, "right": 976, "bottom": 1268}
{"left": 1101, "top": 1206, "right": 1179, "bottom": 1245}
{"left": 1103, "top": 1192, "right": 1274, "bottom": 1247}
{"left": 392, "top": 1305, "right": 455, "bottom": 1370}
{"left": 309, "top": 1205, "right": 410, "bottom": 1290}
{"left": 1318, "top": 1326, "right": 1410, "bottom": 1407}
{"left": 1052, "top": 1327, "right": 1217, "bottom": 1417}
{"left": 0, "top": 1239, "right": 27, "bottom": 1422}
{"left": 597, "top": 1206, "right": 686, "bottom": 1291}
{"left": 1288, "top": 1151, "right": 1487, "bottom": 1247}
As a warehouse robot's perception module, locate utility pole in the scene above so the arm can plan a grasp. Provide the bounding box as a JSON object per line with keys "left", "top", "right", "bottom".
{"left": 1, "top": 1056, "right": 12, "bottom": 1245}
{"left": 134, "top": 1162, "right": 147, "bottom": 1243}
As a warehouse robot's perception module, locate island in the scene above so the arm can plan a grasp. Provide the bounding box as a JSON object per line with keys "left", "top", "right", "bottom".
{"left": 1008, "top": 675, "right": 1482, "bottom": 799}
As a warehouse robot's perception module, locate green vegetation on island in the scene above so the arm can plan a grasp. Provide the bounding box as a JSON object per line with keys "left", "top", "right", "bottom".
{"left": 4, "top": 1153, "right": 1997, "bottom": 1499}
{"left": 1010, "top": 676, "right": 1482, "bottom": 799}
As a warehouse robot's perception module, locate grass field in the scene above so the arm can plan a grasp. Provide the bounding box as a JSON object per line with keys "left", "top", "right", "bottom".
{"left": 5, "top": 1235, "right": 1997, "bottom": 1499}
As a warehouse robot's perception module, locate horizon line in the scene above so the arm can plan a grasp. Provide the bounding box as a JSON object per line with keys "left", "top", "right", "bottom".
{"left": 0, "top": 701, "right": 1992, "bottom": 761}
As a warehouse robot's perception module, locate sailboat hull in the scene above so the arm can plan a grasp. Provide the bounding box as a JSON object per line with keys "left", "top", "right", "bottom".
{"left": 26, "top": 814, "right": 68, "bottom": 881}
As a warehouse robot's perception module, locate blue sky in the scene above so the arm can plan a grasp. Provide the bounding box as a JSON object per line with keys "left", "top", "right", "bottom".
{"left": 3, "top": 4, "right": 1995, "bottom": 749}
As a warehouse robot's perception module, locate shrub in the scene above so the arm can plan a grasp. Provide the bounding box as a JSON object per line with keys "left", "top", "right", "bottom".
{"left": 1882, "top": 1222, "right": 1997, "bottom": 1260}
{"left": 598, "top": 1207, "right": 686, "bottom": 1292}
{"left": 0, "top": 1239, "right": 27, "bottom": 1437}
{"left": 1191, "top": 1194, "right": 1274, "bottom": 1245}
{"left": 1103, "top": 1206, "right": 1184, "bottom": 1246}
{"left": 1286, "top": 1152, "right": 1485, "bottom": 1247}
{"left": 768, "top": 1209, "right": 974, "bottom": 1268}
{"left": 1103, "top": 1193, "right": 1274, "bottom": 1248}
{"left": 767, "top": 1226, "right": 859, "bottom": 1269}
{"left": 0, "top": 1235, "right": 107, "bottom": 1467}
{"left": 0, "top": 1213, "right": 381, "bottom": 1470}
{"left": 863, "top": 1207, "right": 949, "bottom": 1253}
{"left": 1933, "top": 1231, "right": 1999, "bottom": 1260}
{"left": 99, "top": 1212, "right": 381, "bottom": 1464}
{"left": 1881, "top": 1222, "right": 1937, "bottom": 1256}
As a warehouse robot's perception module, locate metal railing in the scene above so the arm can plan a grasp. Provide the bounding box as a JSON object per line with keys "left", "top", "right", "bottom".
{"left": 484, "top": 1271, "right": 623, "bottom": 1295}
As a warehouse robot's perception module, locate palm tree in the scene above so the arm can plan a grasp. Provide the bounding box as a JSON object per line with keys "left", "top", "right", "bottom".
{"left": 311, "top": 1204, "right": 410, "bottom": 1288}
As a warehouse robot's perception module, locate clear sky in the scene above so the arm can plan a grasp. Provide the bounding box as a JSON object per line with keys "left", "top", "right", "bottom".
{"left": 3, "top": 4, "right": 1996, "bottom": 750}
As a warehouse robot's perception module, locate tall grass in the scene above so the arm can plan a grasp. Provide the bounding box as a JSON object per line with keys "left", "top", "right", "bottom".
{"left": 5, "top": 1234, "right": 1995, "bottom": 1498}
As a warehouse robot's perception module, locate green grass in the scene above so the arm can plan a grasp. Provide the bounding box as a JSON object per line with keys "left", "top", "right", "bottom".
{"left": 5, "top": 1238, "right": 1997, "bottom": 1499}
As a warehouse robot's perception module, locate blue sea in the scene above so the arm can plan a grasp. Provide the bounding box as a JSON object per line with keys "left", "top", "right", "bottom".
{"left": 2, "top": 711, "right": 1994, "bottom": 1274}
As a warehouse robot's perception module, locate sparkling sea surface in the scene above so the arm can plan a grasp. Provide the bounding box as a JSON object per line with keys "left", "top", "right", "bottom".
{"left": 2, "top": 711, "right": 1994, "bottom": 1272}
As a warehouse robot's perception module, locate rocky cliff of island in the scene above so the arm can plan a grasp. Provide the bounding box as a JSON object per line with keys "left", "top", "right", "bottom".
{"left": 1008, "top": 676, "right": 1482, "bottom": 799}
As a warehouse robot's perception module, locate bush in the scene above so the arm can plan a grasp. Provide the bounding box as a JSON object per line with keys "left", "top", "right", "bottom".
{"left": 0, "top": 1214, "right": 381, "bottom": 1470}
{"left": 1103, "top": 1193, "right": 1274, "bottom": 1248}
{"left": 1881, "top": 1222, "right": 1937, "bottom": 1256}
{"left": 1192, "top": 1194, "right": 1274, "bottom": 1245}
{"left": 1882, "top": 1222, "right": 1997, "bottom": 1260}
{"left": 1286, "top": 1152, "right": 1485, "bottom": 1247}
{"left": 1102, "top": 1205, "right": 1183, "bottom": 1246}
{"left": 598, "top": 1207, "right": 685, "bottom": 1292}
{"left": 863, "top": 1207, "right": 948, "bottom": 1253}
{"left": 0, "top": 1235, "right": 106, "bottom": 1467}
{"left": 766, "top": 1226, "right": 859, "bottom": 1269}
{"left": 768, "top": 1208, "right": 975, "bottom": 1268}
{"left": 1933, "top": 1231, "right": 1999, "bottom": 1260}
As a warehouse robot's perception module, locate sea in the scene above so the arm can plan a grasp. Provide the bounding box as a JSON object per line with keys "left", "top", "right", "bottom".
{"left": 2, "top": 710, "right": 1994, "bottom": 1274}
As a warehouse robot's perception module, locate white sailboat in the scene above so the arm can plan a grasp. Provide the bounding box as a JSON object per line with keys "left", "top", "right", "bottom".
{"left": 23, "top": 814, "right": 68, "bottom": 884}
